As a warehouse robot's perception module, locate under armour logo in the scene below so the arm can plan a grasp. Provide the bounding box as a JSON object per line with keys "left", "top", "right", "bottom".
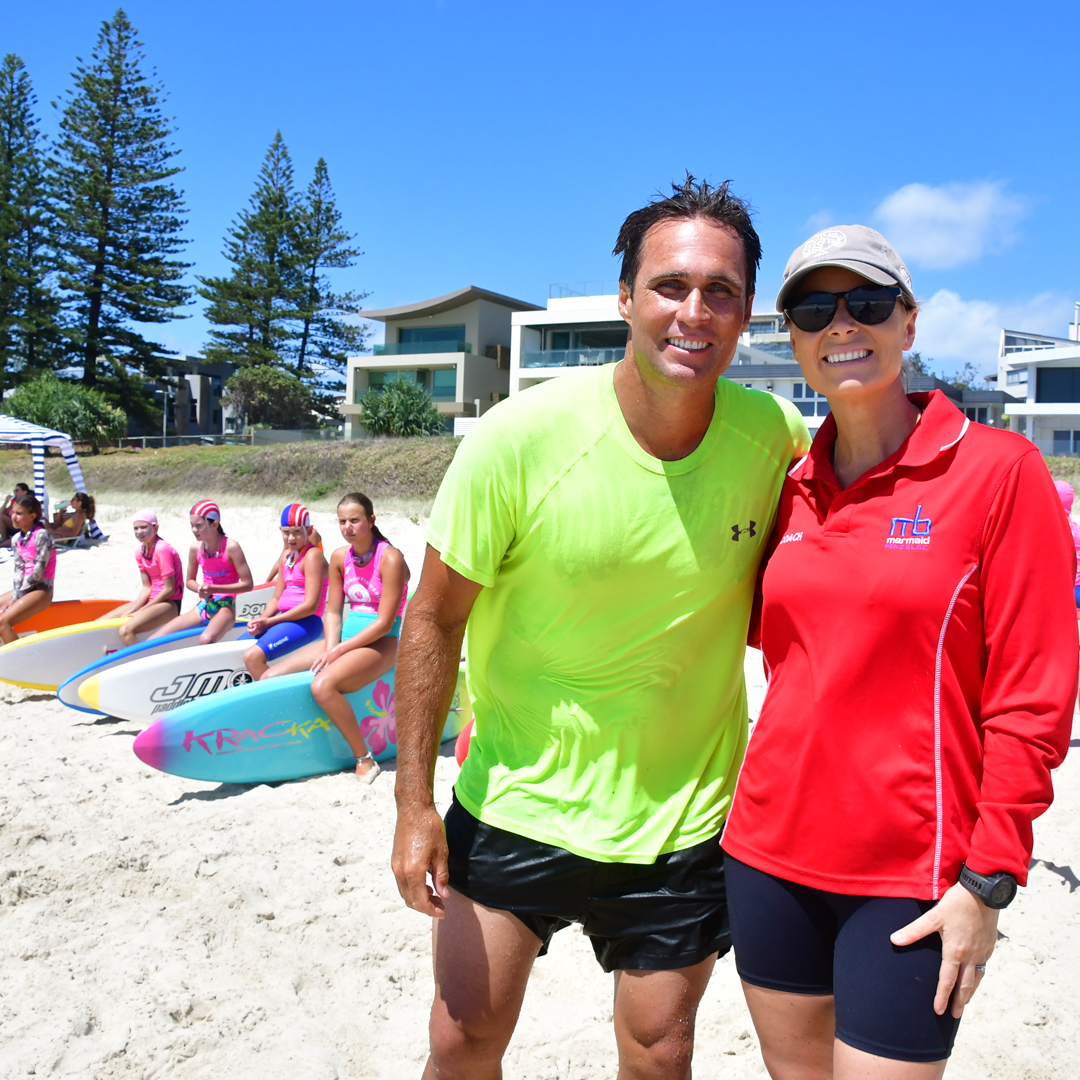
{"left": 731, "top": 521, "right": 757, "bottom": 541}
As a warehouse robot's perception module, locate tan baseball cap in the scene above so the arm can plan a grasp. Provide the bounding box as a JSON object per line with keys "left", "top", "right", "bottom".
{"left": 775, "top": 225, "right": 915, "bottom": 313}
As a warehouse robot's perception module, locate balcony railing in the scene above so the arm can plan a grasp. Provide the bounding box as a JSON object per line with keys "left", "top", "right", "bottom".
{"left": 373, "top": 341, "right": 472, "bottom": 356}
{"left": 521, "top": 347, "right": 625, "bottom": 369}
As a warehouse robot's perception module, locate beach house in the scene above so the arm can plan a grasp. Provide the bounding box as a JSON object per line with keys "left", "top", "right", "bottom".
{"left": 342, "top": 286, "right": 542, "bottom": 438}
{"left": 997, "top": 319, "right": 1080, "bottom": 455}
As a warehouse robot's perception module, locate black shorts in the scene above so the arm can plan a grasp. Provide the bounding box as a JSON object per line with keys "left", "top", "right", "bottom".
{"left": 725, "top": 854, "right": 961, "bottom": 1063}
{"left": 444, "top": 794, "right": 730, "bottom": 973}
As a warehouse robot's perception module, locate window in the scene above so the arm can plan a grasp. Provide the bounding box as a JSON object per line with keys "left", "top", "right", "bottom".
{"left": 1036, "top": 367, "right": 1080, "bottom": 403}
{"left": 543, "top": 326, "right": 628, "bottom": 351}
{"left": 210, "top": 376, "right": 223, "bottom": 396}
{"left": 189, "top": 399, "right": 198, "bottom": 422}
{"left": 1005, "top": 369, "right": 1028, "bottom": 386}
{"left": 750, "top": 319, "right": 777, "bottom": 335}
{"left": 431, "top": 369, "right": 456, "bottom": 401}
{"left": 213, "top": 408, "right": 222, "bottom": 426}
{"left": 399, "top": 325, "right": 465, "bottom": 345}
{"left": 792, "top": 382, "right": 830, "bottom": 417}
{"left": 368, "top": 370, "right": 418, "bottom": 391}
{"left": 1050, "top": 430, "right": 1080, "bottom": 455}
{"left": 965, "top": 407, "right": 989, "bottom": 425}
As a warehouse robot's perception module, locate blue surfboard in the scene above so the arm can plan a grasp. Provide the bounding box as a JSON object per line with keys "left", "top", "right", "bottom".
{"left": 132, "top": 665, "right": 470, "bottom": 784}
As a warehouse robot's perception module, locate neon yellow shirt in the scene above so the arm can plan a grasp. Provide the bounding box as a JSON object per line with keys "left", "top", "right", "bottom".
{"left": 428, "top": 364, "right": 810, "bottom": 862}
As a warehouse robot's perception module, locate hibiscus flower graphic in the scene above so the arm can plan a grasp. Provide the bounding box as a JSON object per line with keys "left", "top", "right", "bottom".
{"left": 358, "top": 679, "right": 396, "bottom": 756}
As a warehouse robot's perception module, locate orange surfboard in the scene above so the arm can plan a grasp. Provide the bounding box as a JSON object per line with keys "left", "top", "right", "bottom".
{"left": 14, "top": 599, "right": 126, "bottom": 636}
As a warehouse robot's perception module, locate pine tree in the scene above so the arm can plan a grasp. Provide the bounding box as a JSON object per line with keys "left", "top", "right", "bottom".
{"left": 0, "top": 54, "right": 61, "bottom": 392}
{"left": 292, "top": 158, "right": 368, "bottom": 392}
{"left": 51, "top": 9, "right": 190, "bottom": 396}
{"left": 198, "top": 131, "right": 304, "bottom": 369}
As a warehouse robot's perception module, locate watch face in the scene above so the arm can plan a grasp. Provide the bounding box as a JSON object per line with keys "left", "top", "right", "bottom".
{"left": 989, "top": 876, "right": 1017, "bottom": 907}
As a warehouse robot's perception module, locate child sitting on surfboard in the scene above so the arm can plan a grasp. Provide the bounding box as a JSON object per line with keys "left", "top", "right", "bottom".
{"left": 239, "top": 503, "right": 329, "bottom": 679}
{"left": 0, "top": 494, "right": 56, "bottom": 644}
{"left": 100, "top": 511, "right": 186, "bottom": 645}
{"left": 265, "top": 492, "right": 409, "bottom": 783}
{"left": 150, "top": 500, "right": 253, "bottom": 645}
{"left": 262, "top": 522, "right": 323, "bottom": 584}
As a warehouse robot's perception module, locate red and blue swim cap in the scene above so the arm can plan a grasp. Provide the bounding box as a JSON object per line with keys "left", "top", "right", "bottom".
{"left": 190, "top": 500, "right": 221, "bottom": 521}
{"left": 280, "top": 502, "right": 311, "bottom": 528}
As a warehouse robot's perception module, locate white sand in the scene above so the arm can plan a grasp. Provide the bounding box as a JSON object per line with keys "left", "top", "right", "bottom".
{"left": 1, "top": 501, "right": 1078, "bottom": 1078}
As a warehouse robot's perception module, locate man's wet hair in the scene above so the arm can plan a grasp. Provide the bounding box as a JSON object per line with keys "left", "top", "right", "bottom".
{"left": 613, "top": 174, "right": 761, "bottom": 299}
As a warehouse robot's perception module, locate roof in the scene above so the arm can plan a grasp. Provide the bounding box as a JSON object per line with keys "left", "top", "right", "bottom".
{"left": 959, "top": 389, "right": 1021, "bottom": 404}
{"left": 724, "top": 364, "right": 803, "bottom": 380}
{"left": 359, "top": 286, "right": 543, "bottom": 323}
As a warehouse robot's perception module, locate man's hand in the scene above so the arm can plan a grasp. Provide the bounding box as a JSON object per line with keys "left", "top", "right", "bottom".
{"left": 891, "top": 881, "right": 999, "bottom": 1017}
{"left": 392, "top": 802, "right": 451, "bottom": 917}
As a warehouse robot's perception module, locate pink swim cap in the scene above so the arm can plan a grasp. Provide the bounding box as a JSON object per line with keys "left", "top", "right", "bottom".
{"left": 132, "top": 510, "right": 158, "bottom": 527}
{"left": 1054, "top": 480, "right": 1074, "bottom": 512}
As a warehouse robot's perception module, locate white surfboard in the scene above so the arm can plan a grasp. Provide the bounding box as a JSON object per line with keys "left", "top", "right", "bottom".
{"left": 0, "top": 619, "right": 153, "bottom": 692}
{"left": 55, "top": 584, "right": 277, "bottom": 713}
{"left": 78, "top": 635, "right": 289, "bottom": 723}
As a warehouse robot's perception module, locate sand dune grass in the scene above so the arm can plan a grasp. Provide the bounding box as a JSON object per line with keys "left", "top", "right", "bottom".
{"left": 0, "top": 437, "right": 459, "bottom": 510}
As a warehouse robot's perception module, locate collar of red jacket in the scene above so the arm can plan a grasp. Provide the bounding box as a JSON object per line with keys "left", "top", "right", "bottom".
{"left": 790, "top": 390, "right": 970, "bottom": 491}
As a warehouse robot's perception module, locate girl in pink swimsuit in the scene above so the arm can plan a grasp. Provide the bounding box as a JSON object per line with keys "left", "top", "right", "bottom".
{"left": 0, "top": 494, "right": 55, "bottom": 644}
{"left": 267, "top": 491, "right": 409, "bottom": 782}
{"left": 150, "top": 500, "right": 253, "bottom": 644}
{"left": 101, "top": 510, "right": 186, "bottom": 645}
{"left": 240, "top": 503, "right": 329, "bottom": 679}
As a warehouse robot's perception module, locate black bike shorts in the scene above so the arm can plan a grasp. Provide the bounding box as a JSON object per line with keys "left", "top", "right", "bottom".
{"left": 725, "top": 854, "right": 961, "bottom": 1063}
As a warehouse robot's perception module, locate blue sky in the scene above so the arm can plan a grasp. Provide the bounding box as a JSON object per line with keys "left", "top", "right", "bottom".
{"left": 7, "top": 0, "right": 1079, "bottom": 378}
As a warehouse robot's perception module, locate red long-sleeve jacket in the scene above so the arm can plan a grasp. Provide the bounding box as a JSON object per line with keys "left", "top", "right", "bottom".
{"left": 723, "top": 391, "right": 1077, "bottom": 899}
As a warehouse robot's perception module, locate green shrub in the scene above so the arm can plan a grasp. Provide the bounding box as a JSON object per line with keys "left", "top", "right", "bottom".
{"left": 4, "top": 373, "right": 127, "bottom": 452}
{"left": 223, "top": 367, "right": 315, "bottom": 429}
{"left": 359, "top": 381, "right": 444, "bottom": 437}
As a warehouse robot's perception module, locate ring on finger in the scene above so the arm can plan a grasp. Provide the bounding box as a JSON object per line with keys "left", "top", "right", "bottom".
{"left": 975, "top": 963, "right": 987, "bottom": 973}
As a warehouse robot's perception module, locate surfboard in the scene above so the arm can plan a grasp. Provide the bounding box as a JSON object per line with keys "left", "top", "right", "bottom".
{"left": 0, "top": 619, "right": 152, "bottom": 691}
{"left": 14, "top": 599, "right": 125, "bottom": 637}
{"left": 132, "top": 665, "right": 472, "bottom": 783}
{"left": 56, "top": 583, "right": 277, "bottom": 715}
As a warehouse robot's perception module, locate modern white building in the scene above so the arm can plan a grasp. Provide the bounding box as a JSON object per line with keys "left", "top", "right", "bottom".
{"left": 342, "top": 286, "right": 542, "bottom": 438}
{"left": 998, "top": 323, "right": 1080, "bottom": 455}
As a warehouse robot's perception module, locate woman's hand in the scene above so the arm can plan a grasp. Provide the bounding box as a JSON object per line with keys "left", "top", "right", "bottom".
{"left": 197, "top": 583, "right": 214, "bottom": 599}
{"left": 310, "top": 644, "right": 341, "bottom": 674}
{"left": 247, "top": 616, "right": 268, "bottom": 636}
{"left": 891, "top": 882, "right": 999, "bottom": 1018}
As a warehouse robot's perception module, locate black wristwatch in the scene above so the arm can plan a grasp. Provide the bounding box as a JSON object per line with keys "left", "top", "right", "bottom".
{"left": 958, "top": 863, "right": 1018, "bottom": 909}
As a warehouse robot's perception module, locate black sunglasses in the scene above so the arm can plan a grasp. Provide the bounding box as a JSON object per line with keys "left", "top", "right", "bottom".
{"left": 785, "top": 285, "right": 903, "bottom": 333}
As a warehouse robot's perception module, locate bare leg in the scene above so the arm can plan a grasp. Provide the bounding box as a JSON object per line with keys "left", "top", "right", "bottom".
{"left": 244, "top": 641, "right": 269, "bottom": 680}
{"left": 100, "top": 600, "right": 138, "bottom": 620}
{"left": 149, "top": 606, "right": 204, "bottom": 640}
{"left": 261, "top": 638, "right": 324, "bottom": 679}
{"left": 311, "top": 637, "right": 396, "bottom": 777}
{"left": 424, "top": 887, "right": 543, "bottom": 1080}
{"left": 834, "top": 1040, "right": 947, "bottom": 1080}
{"left": 198, "top": 605, "right": 235, "bottom": 644}
{"left": 612, "top": 956, "right": 717, "bottom": 1080}
{"left": 118, "top": 601, "right": 178, "bottom": 645}
{"left": 740, "top": 983, "right": 835, "bottom": 1080}
{"left": 0, "top": 590, "right": 52, "bottom": 643}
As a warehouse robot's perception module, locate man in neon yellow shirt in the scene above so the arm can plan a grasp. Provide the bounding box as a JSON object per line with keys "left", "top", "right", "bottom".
{"left": 392, "top": 177, "right": 810, "bottom": 1079}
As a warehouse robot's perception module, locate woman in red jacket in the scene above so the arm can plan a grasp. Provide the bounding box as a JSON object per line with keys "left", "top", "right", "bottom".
{"left": 721, "top": 225, "right": 1077, "bottom": 1078}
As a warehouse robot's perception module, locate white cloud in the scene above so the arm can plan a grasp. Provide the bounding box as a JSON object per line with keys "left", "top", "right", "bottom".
{"left": 802, "top": 209, "right": 836, "bottom": 234}
{"left": 874, "top": 181, "right": 1026, "bottom": 270}
{"left": 913, "top": 289, "right": 1074, "bottom": 374}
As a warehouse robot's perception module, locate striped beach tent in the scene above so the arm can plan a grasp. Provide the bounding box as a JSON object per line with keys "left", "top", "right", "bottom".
{"left": 0, "top": 415, "right": 104, "bottom": 540}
